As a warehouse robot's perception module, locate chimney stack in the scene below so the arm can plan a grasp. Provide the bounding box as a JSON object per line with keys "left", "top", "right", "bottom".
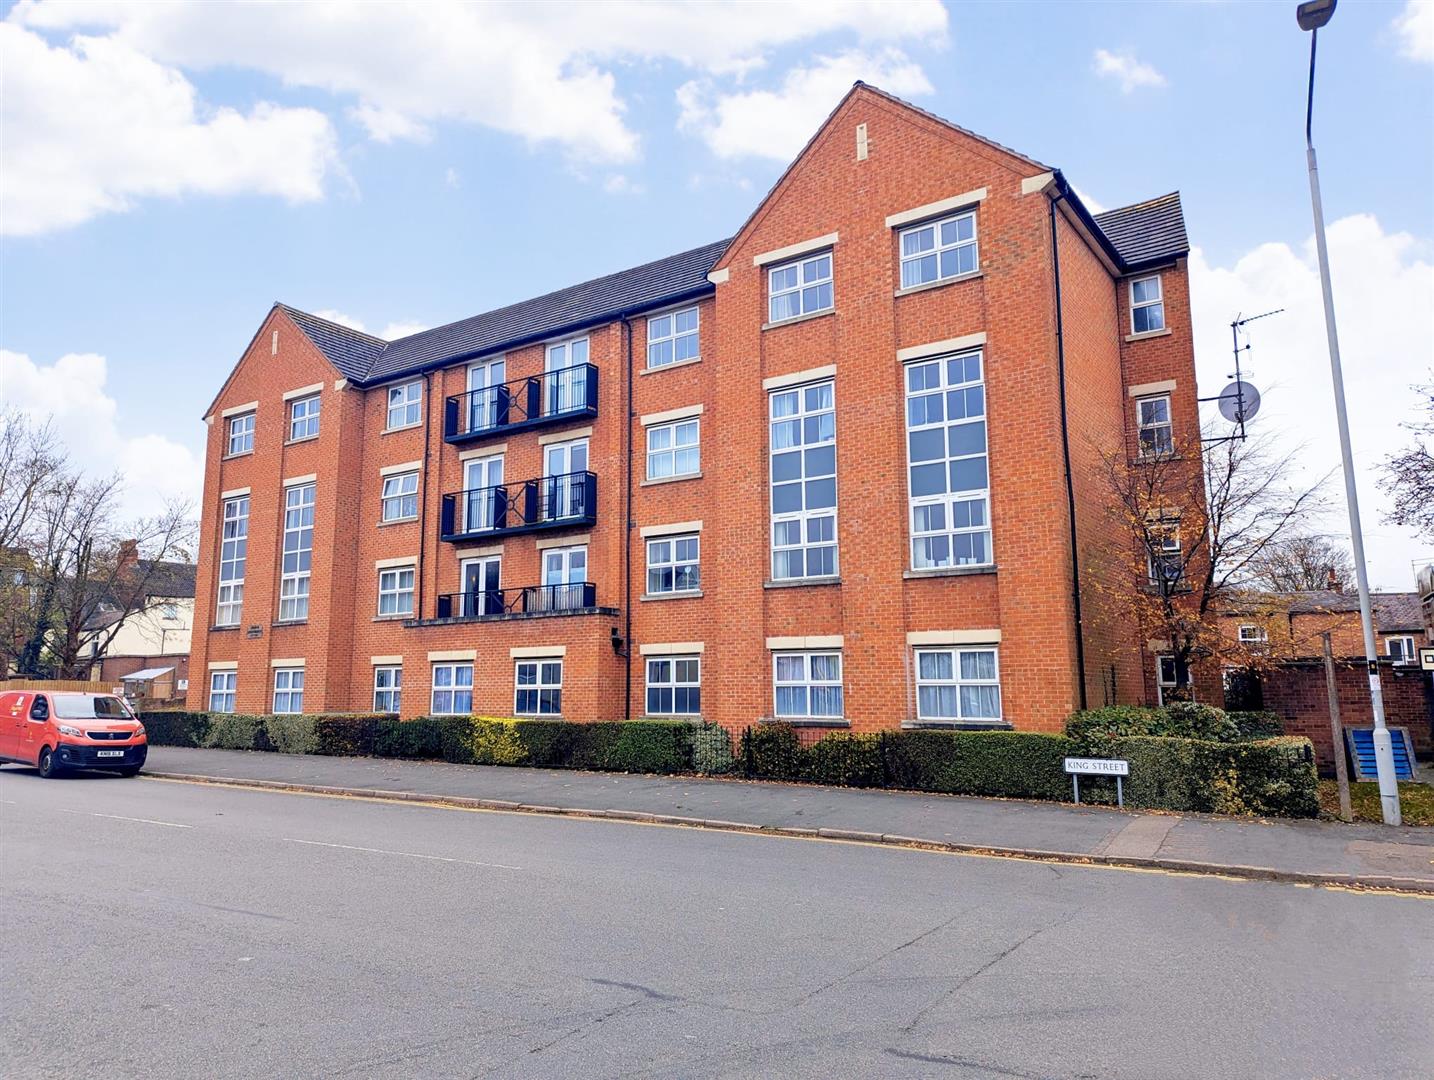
{"left": 1326, "top": 566, "right": 1340, "bottom": 593}
{"left": 117, "top": 539, "right": 139, "bottom": 574}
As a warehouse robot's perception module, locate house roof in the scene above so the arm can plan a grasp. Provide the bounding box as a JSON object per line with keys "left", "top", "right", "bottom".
{"left": 123, "top": 666, "right": 175, "bottom": 681}
{"left": 1093, "top": 193, "right": 1190, "bottom": 269}
{"left": 1373, "top": 592, "right": 1424, "bottom": 632}
{"left": 278, "top": 304, "right": 387, "bottom": 383}
{"left": 138, "top": 560, "right": 197, "bottom": 600}
{"left": 1227, "top": 589, "right": 1424, "bottom": 633}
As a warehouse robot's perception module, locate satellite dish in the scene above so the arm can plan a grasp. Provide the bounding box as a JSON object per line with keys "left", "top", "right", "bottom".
{"left": 1218, "top": 380, "right": 1261, "bottom": 423}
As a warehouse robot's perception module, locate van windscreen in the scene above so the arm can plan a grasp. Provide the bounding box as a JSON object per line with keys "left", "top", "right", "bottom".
{"left": 50, "top": 695, "right": 133, "bottom": 720}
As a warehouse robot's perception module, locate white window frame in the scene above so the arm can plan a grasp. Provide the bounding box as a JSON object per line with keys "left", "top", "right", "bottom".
{"left": 1156, "top": 654, "right": 1179, "bottom": 706}
{"left": 288, "top": 394, "right": 321, "bottom": 441}
{"left": 772, "top": 651, "right": 844, "bottom": 720}
{"left": 373, "top": 665, "right": 402, "bottom": 713}
{"left": 905, "top": 350, "right": 991, "bottom": 570}
{"left": 769, "top": 380, "right": 838, "bottom": 581}
{"left": 645, "top": 534, "right": 700, "bottom": 595}
{"left": 646, "top": 655, "right": 701, "bottom": 717}
{"left": 1130, "top": 274, "right": 1165, "bottom": 334}
{"left": 768, "top": 251, "right": 833, "bottom": 323}
{"left": 914, "top": 647, "right": 1002, "bottom": 724}
{"left": 544, "top": 337, "right": 589, "bottom": 416}
{"left": 430, "top": 663, "right": 473, "bottom": 715}
{"left": 647, "top": 306, "right": 700, "bottom": 369}
{"left": 1146, "top": 518, "right": 1183, "bottom": 591}
{"left": 380, "top": 471, "right": 420, "bottom": 522}
{"left": 208, "top": 670, "right": 236, "bottom": 713}
{"left": 898, "top": 209, "right": 978, "bottom": 290}
{"left": 1238, "top": 624, "right": 1268, "bottom": 645}
{"left": 272, "top": 667, "right": 304, "bottom": 714}
{"left": 645, "top": 418, "right": 700, "bottom": 480}
{"left": 227, "top": 412, "right": 254, "bottom": 456}
{"left": 1387, "top": 636, "right": 1417, "bottom": 663}
{"left": 386, "top": 380, "right": 423, "bottom": 430}
{"left": 278, "top": 483, "right": 315, "bottom": 622}
{"left": 514, "top": 658, "right": 563, "bottom": 717}
{"left": 377, "top": 565, "right": 415, "bottom": 618}
{"left": 1136, "top": 394, "right": 1173, "bottom": 458}
{"left": 216, "top": 496, "right": 249, "bottom": 627}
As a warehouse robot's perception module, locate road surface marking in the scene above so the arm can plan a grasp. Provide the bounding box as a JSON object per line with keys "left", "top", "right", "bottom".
{"left": 283, "top": 837, "right": 521, "bottom": 870}
{"left": 60, "top": 809, "right": 191, "bottom": 829}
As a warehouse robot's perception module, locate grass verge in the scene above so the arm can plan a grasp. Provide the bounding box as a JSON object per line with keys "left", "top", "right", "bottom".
{"left": 1318, "top": 780, "right": 1434, "bottom": 826}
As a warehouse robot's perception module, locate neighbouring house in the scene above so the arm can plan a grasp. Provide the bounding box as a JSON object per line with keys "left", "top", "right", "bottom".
{"left": 187, "top": 82, "right": 1204, "bottom": 734}
{"left": 1418, "top": 563, "right": 1434, "bottom": 642}
{"left": 1222, "top": 588, "right": 1430, "bottom": 665}
{"left": 82, "top": 558, "right": 196, "bottom": 699}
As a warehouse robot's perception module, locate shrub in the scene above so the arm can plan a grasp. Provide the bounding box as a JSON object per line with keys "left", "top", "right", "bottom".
{"left": 743, "top": 722, "right": 804, "bottom": 780}
{"left": 1225, "top": 736, "right": 1318, "bottom": 818}
{"left": 1159, "top": 701, "right": 1239, "bottom": 743}
{"left": 470, "top": 717, "right": 528, "bottom": 765}
{"left": 1103, "top": 734, "right": 1317, "bottom": 817}
{"left": 203, "top": 714, "right": 262, "bottom": 751}
{"left": 885, "top": 730, "right": 1075, "bottom": 801}
{"left": 140, "top": 711, "right": 211, "bottom": 747}
{"left": 606, "top": 721, "right": 695, "bottom": 774}
{"left": 568, "top": 722, "right": 625, "bottom": 770}
{"left": 804, "top": 732, "right": 883, "bottom": 787}
{"left": 510, "top": 719, "right": 577, "bottom": 766}
{"left": 374, "top": 717, "right": 444, "bottom": 759}
{"left": 1227, "top": 710, "right": 1284, "bottom": 740}
{"left": 264, "top": 715, "right": 317, "bottom": 755}
{"left": 692, "top": 723, "right": 736, "bottom": 774}
{"left": 314, "top": 715, "right": 381, "bottom": 757}
{"left": 437, "top": 716, "right": 477, "bottom": 764}
{"left": 1064, "top": 706, "right": 1160, "bottom": 748}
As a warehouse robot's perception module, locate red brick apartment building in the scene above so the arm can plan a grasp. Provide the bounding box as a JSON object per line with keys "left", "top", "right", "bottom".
{"left": 187, "top": 84, "right": 1201, "bottom": 735}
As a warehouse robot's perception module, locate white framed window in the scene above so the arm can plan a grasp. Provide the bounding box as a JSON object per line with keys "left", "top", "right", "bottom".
{"left": 906, "top": 351, "right": 990, "bottom": 569}
{"left": 515, "top": 659, "right": 563, "bottom": 716}
{"left": 272, "top": 668, "right": 304, "bottom": 714}
{"left": 899, "top": 210, "right": 978, "bottom": 289}
{"left": 208, "top": 670, "right": 236, "bottom": 713}
{"left": 373, "top": 666, "right": 402, "bottom": 713}
{"left": 1156, "top": 655, "right": 1179, "bottom": 706}
{"left": 545, "top": 337, "right": 589, "bottom": 415}
{"left": 768, "top": 252, "right": 833, "bottom": 323}
{"left": 646, "top": 656, "right": 701, "bottom": 716}
{"left": 160, "top": 602, "right": 179, "bottom": 620}
{"left": 1238, "top": 624, "right": 1268, "bottom": 645}
{"left": 431, "top": 663, "right": 473, "bottom": 715}
{"left": 1131, "top": 275, "right": 1165, "bottom": 334}
{"left": 647, "top": 307, "right": 699, "bottom": 368}
{"left": 380, "top": 471, "right": 420, "bottom": 522}
{"left": 1146, "top": 518, "right": 1183, "bottom": 592}
{"left": 914, "top": 647, "right": 1002, "bottom": 723}
{"left": 773, "top": 651, "right": 843, "bottom": 720}
{"left": 377, "top": 565, "right": 415, "bottom": 617}
{"left": 278, "top": 483, "right": 315, "bottom": 622}
{"left": 227, "top": 412, "right": 255, "bottom": 456}
{"left": 1136, "top": 395, "right": 1173, "bottom": 458}
{"left": 1387, "top": 636, "right": 1417, "bottom": 663}
{"left": 288, "top": 395, "right": 320, "bottom": 441}
{"left": 386, "top": 381, "right": 423, "bottom": 430}
{"left": 646, "top": 418, "right": 700, "bottom": 480}
{"left": 646, "top": 535, "right": 700, "bottom": 595}
{"left": 770, "top": 380, "right": 837, "bottom": 580}
{"left": 216, "top": 496, "right": 249, "bottom": 627}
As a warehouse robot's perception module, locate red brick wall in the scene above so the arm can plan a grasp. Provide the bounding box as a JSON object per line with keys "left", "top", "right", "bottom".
{"left": 1259, "top": 660, "right": 1433, "bottom": 768}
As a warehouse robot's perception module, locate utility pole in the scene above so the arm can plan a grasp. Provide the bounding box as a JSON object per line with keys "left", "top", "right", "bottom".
{"left": 1322, "top": 632, "right": 1352, "bottom": 822}
{"left": 1297, "top": 0, "right": 1400, "bottom": 824}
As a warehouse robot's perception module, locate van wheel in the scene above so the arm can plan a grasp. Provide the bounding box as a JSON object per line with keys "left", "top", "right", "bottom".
{"left": 118, "top": 766, "right": 141, "bottom": 778}
{"left": 37, "top": 747, "right": 64, "bottom": 779}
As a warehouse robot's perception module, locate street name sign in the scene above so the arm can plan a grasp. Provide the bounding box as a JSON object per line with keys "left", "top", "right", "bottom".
{"left": 1064, "top": 757, "right": 1129, "bottom": 806}
{"left": 1419, "top": 646, "right": 1434, "bottom": 672}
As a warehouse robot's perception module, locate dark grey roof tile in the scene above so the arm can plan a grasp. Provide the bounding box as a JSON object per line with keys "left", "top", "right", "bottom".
{"left": 1093, "top": 192, "right": 1189, "bottom": 269}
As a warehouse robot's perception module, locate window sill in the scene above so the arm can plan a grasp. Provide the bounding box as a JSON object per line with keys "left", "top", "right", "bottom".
{"left": 764, "top": 716, "right": 849, "bottom": 728}
{"left": 1125, "top": 328, "right": 1172, "bottom": 343}
{"left": 640, "top": 357, "right": 702, "bottom": 376}
{"left": 377, "top": 517, "right": 419, "bottom": 527}
{"left": 641, "top": 471, "right": 702, "bottom": 488}
{"left": 372, "top": 615, "right": 413, "bottom": 623}
{"left": 210, "top": 624, "right": 241, "bottom": 632}
{"left": 222, "top": 450, "right": 254, "bottom": 461}
{"left": 764, "top": 576, "right": 841, "bottom": 589}
{"left": 285, "top": 434, "right": 320, "bottom": 446}
{"left": 642, "top": 715, "right": 704, "bottom": 723}
{"left": 894, "top": 271, "right": 983, "bottom": 298}
{"left": 640, "top": 590, "right": 704, "bottom": 602}
{"left": 271, "top": 619, "right": 308, "bottom": 627}
{"left": 762, "top": 308, "right": 835, "bottom": 332}
{"left": 901, "top": 719, "right": 1012, "bottom": 731}
{"left": 382, "top": 422, "right": 424, "bottom": 435}
{"left": 903, "top": 565, "right": 996, "bottom": 579}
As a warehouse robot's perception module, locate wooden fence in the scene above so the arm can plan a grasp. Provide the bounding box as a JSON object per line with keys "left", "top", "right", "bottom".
{"left": 0, "top": 678, "right": 107, "bottom": 693}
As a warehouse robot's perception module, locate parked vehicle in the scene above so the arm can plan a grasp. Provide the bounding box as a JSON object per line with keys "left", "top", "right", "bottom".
{"left": 0, "top": 691, "right": 147, "bottom": 778}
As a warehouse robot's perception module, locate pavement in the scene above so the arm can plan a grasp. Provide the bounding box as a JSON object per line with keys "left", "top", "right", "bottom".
{"left": 3, "top": 765, "right": 1431, "bottom": 1079}
{"left": 136, "top": 746, "right": 1434, "bottom": 893}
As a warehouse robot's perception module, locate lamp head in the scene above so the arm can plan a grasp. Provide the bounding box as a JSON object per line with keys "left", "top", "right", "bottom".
{"left": 1297, "top": 0, "right": 1336, "bottom": 31}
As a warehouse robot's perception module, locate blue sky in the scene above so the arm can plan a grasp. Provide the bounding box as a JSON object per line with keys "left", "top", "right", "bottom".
{"left": 2, "top": 0, "right": 1431, "bottom": 587}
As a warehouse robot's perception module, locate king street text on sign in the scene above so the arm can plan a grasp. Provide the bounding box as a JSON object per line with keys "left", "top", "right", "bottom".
{"left": 1064, "top": 757, "right": 1129, "bottom": 776}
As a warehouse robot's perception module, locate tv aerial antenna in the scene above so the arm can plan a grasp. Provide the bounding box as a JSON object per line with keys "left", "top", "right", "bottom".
{"left": 1201, "top": 308, "right": 1280, "bottom": 444}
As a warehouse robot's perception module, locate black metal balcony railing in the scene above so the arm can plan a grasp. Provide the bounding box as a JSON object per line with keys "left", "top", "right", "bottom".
{"left": 440, "top": 470, "right": 596, "bottom": 542}
{"left": 435, "top": 582, "right": 597, "bottom": 620}
{"left": 444, "top": 363, "right": 598, "bottom": 443}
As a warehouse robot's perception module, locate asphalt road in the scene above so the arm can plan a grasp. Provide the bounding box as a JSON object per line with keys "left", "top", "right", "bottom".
{"left": 1, "top": 768, "right": 1430, "bottom": 1080}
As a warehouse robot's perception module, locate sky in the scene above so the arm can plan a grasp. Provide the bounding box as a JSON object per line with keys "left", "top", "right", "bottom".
{"left": 2, "top": 0, "right": 1431, "bottom": 589}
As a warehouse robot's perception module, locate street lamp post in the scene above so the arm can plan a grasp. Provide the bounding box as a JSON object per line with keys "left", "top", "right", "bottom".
{"left": 1297, "top": 0, "right": 1401, "bottom": 825}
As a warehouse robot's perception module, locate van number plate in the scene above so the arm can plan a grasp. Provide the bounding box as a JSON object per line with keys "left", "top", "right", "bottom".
{"left": 96, "top": 750, "right": 124, "bottom": 758}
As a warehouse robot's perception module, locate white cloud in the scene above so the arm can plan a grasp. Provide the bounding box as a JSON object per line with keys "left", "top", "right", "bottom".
{"left": 677, "top": 48, "right": 932, "bottom": 161}
{"left": 1092, "top": 48, "right": 1167, "bottom": 93}
{"left": 1072, "top": 185, "right": 1107, "bottom": 215}
{"left": 313, "top": 310, "right": 427, "bottom": 342}
{"left": 0, "top": 349, "right": 203, "bottom": 517}
{"left": 1189, "top": 214, "right": 1434, "bottom": 589}
{"left": 1393, "top": 0, "right": 1434, "bottom": 62}
{"left": 0, "top": 24, "right": 339, "bottom": 236}
{"left": 603, "top": 174, "right": 646, "bottom": 196}
{"left": 444, "top": 167, "right": 461, "bottom": 189}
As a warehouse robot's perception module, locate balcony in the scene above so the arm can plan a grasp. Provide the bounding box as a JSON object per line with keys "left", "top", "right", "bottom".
{"left": 440, "top": 470, "right": 596, "bottom": 542}
{"left": 433, "top": 582, "right": 598, "bottom": 621}
{"left": 444, "top": 363, "right": 597, "bottom": 443}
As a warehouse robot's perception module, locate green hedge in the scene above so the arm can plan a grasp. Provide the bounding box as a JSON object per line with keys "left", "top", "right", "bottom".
{"left": 1065, "top": 701, "right": 1277, "bottom": 747}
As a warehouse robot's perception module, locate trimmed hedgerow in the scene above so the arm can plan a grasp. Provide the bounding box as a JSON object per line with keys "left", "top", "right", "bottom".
{"left": 313, "top": 715, "right": 382, "bottom": 757}
{"left": 1066, "top": 702, "right": 1251, "bottom": 748}
{"left": 263, "top": 715, "right": 317, "bottom": 756}
{"left": 804, "top": 732, "right": 884, "bottom": 787}
{"left": 139, "top": 711, "right": 212, "bottom": 747}
{"left": 203, "top": 714, "right": 263, "bottom": 751}
{"left": 1227, "top": 710, "right": 1284, "bottom": 740}
{"left": 373, "top": 717, "right": 444, "bottom": 759}
{"left": 691, "top": 723, "right": 736, "bottom": 775}
{"left": 884, "top": 729, "right": 1075, "bottom": 802}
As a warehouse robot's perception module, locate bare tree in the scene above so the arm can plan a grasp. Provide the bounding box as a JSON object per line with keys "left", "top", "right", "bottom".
{"left": 1246, "top": 533, "right": 1354, "bottom": 593}
{"left": 1091, "top": 430, "right": 1328, "bottom": 699}
{"left": 1381, "top": 379, "right": 1433, "bottom": 540}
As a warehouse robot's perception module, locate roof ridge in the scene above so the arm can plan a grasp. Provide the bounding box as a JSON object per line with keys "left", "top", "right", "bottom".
{"left": 1094, "top": 191, "right": 1182, "bottom": 217}
{"left": 278, "top": 303, "right": 389, "bottom": 344}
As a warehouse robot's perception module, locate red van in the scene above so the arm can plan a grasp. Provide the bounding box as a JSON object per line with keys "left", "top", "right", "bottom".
{"left": 0, "top": 691, "right": 147, "bottom": 778}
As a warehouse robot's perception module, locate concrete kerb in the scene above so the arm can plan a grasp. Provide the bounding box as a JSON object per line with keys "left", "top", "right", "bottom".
{"left": 142, "top": 771, "right": 1434, "bottom": 897}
